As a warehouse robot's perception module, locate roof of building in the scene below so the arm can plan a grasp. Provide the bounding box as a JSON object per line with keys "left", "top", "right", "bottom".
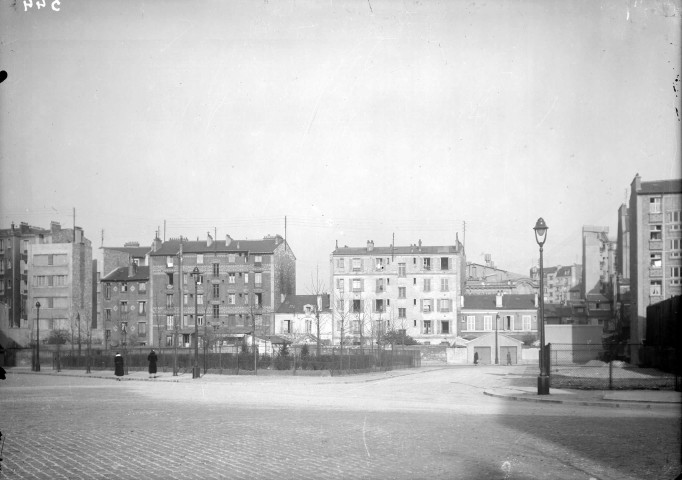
{"left": 333, "top": 243, "right": 461, "bottom": 256}
{"left": 638, "top": 179, "right": 682, "bottom": 195}
{"left": 543, "top": 266, "right": 559, "bottom": 275}
{"left": 461, "top": 294, "right": 537, "bottom": 310}
{"left": 101, "top": 266, "right": 150, "bottom": 282}
{"left": 277, "top": 294, "right": 331, "bottom": 314}
{"left": 543, "top": 304, "right": 575, "bottom": 318}
{"left": 103, "top": 246, "right": 151, "bottom": 258}
{"left": 150, "top": 236, "right": 287, "bottom": 256}
{"left": 556, "top": 265, "right": 577, "bottom": 277}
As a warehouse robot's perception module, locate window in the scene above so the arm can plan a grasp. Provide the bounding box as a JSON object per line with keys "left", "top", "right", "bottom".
{"left": 352, "top": 279, "right": 363, "bottom": 292}
{"left": 336, "top": 258, "right": 345, "bottom": 270}
{"left": 166, "top": 273, "right": 174, "bottom": 286}
{"left": 138, "top": 301, "right": 146, "bottom": 315}
{"left": 438, "top": 299, "right": 452, "bottom": 312}
{"left": 650, "top": 225, "right": 662, "bottom": 240}
{"left": 375, "top": 258, "right": 384, "bottom": 270}
{"left": 650, "top": 197, "right": 662, "bottom": 214}
{"left": 138, "top": 322, "right": 147, "bottom": 335}
{"left": 671, "top": 239, "right": 681, "bottom": 257}
{"left": 213, "top": 263, "right": 220, "bottom": 276}
{"left": 255, "top": 293, "right": 262, "bottom": 306}
{"left": 283, "top": 320, "right": 291, "bottom": 333}
{"left": 422, "top": 299, "right": 433, "bottom": 313}
{"left": 166, "top": 315, "right": 174, "bottom": 329}
{"left": 423, "top": 258, "right": 431, "bottom": 270}
{"left": 423, "top": 320, "right": 432, "bottom": 334}
{"left": 671, "top": 266, "right": 681, "bottom": 278}
{"left": 669, "top": 211, "right": 681, "bottom": 223}
{"left": 254, "top": 255, "right": 262, "bottom": 267}
{"left": 105, "top": 309, "right": 111, "bottom": 321}
{"left": 423, "top": 279, "right": 431, "bottom": 292}
{"left": 104, "top": 283, "right": 111, "bottom": 299}
{"left": 352, "top": 258, "right": 362, "bottom": 271}
{"left": 243, "top": 293, "right": 249, "bottom": 305}
{"left": 255, "top": 273, "right": 262, "bottom": 285}
{"left": 305, "top": 319, "right": 312, "bottom": 334}
{"left": 228, "top": 273, "right": 236, "bottom": 284}
{"left": 338, "top": 299, "right": 345, "bottom": 312}
{"left": 440, "top": 279, "right": 449, "bottom": 292}
{"left": 228, "top": 294, "right": 236, "bottom": 305}
{"left": 166, "top": 294, "right": 173, "bottom": 308}
{"left": 213, "top": 284, "right": 220, "bottom": 298}
{"left": 213, "top": 304, "right": 219, "bottom": 319}
{"left": 650, "top": 253, "right": 662, "bottom": 268}
{"left": 467, "top": 315, "right": 475, "bottom": 331}
{"left": 193, "top": 274, "right": 203, "bottom": 285}
{"left": 337, "top": 278, "right": 345, "bottom": 292}
{"left": 166, "top": 256, "right": 174, "bottom": 267}
{"left": 352, "top": 299, "right": 362, "bottom": 313}
{"left": 398, "top": 308, "right": 406, "bottom": 318}
{"left": 650, "top": 280, "right": 662, "bottom": 296}
{"left": 398, "top": 263, "right": 406, "bottom": 277}
{"left": 523, "top": 315, "right": 532, "bottom": 331}
{"left": 441, "top": 321, "right": 450, "bottom": 334}
{"left": 166, "top": 335, "right": 174, "bottom": 347}
{"left": 121, "top": 283, "right": 128, "bottom": 292}
{"left": 138, "top": 282, "right": 146, "bottom": 293}
{"left": 398, "top": 287, "right": 406, "bottom": 298}
{"left": 228, "top": 254, "right": 236, "bottom": 263}
{"left": 440, "top": 257, "right": 450, "bottom": 270}
{"left": 196, "top": 254, "right": 204, "bottom": 264}
{"left": 183, "top": 334, "right": 190, "bottom": 346}
{"left": 484, "top": 315, "right": 492, "bottom": 331}
{"left": 375, "top": 299, "right": 384, "bottom": 313}
{"left": 243, "top": 273, "right": 249, "bottom": 284}
{"left": 376, "top": 278, "right": 385, "bottom": 293}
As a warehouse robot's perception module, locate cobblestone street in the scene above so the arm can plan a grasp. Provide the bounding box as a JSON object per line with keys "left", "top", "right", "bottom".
{"left": 0, "top": 367, "right": 679, "bottom": 479}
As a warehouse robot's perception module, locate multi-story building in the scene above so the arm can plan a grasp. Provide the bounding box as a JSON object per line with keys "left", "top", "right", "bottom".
{"left": 459, "top": 292, "right": 538, "bottom": 339}
{"left": 530, "top": 263, "right": 582, "bottom": 305}
{"left": 275, "top": 294, "right": 332, "bottom": 344}
{"left": 147, "top": 233, "right": 295, "bottom": 348}
{"left": 25, "top": 222, "right": 95, "bottom": 347}
{"left": 102, "top": 242, "right": 151, "bottom": 277}
{"left": 582, "top": 225, "right": 616, "bottom": 299}
{"left": 101, "top": 262, "right": 150, "bottom": 349}
{"left": 330, "top": 239, "right": 465, "bottom": 345}
{"left": 629, "top": 175, "right": 682, "bottom": 363}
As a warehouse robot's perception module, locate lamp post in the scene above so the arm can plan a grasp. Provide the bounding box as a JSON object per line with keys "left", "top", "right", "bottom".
{"left": 495, "top": 313, "right": 500, "bottom": 365}
{"left": 534, "top": 217, "right": 549, "bottom": 395}
{"left": 34, "top": 301, "right": 41, "bottom": 372}
{"left": 192, "top": 266, "right": 201, "bottom": 379}
{"left": 76, "top": 313, "right": 81, "bottom": 367}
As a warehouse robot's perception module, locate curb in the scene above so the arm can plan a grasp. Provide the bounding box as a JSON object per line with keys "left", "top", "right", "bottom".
{"left": 483, "top": 390, "right": 680, "bottom": 410}
{"left": 6, "top": 369, "right": 185, "bottom": 383}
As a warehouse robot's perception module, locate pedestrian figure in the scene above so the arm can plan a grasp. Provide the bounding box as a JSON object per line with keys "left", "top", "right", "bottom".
{"left": 114, "top": 352, "right": 124, "bottom": 380}
{"left": 473, "top": 351, "right": 479, "bottom": 365}
{"left": 147, "top": 349, "right": 158, "bottom": 378}
{"left": 506, "top": 351, "right": 512, "bottom": 366}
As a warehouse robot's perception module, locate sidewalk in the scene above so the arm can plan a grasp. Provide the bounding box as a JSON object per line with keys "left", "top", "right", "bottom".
{"left": 483, "top": 386, "right": 681, "bottom": 409}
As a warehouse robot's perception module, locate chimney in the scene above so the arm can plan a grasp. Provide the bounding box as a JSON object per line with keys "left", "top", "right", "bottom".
{"left": 496, "top": 290, "right": 503, "bottom": 308}
{"left": 367, "top": 240, "right": 374, "bottom": 252}
{"left": 151, "top": 236, "right": 162, "bottom": 252}
{"left": 124, "top": 241, "right": 140, "bottom": 247}
{"left": 207, "top": 232, "right": 213, "bottom": 247}
{"left": 128, "top": 262, "right": 137, "bottom": 278}
{"left": 225, "top": 234, "right": 232, "bottom": 247}
{"left": 534, "top": 293, "right": 539, "bottom": 308}
{"left": 51, "top": 221, "right": 61, "bottom": 233}
{"left": 418, "top": 239, "right": 422, "bottom": 252}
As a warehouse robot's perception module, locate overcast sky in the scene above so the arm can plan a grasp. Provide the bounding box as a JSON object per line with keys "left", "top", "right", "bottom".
{"left": 1, "top": 0, "right": 680, "bottom": 292}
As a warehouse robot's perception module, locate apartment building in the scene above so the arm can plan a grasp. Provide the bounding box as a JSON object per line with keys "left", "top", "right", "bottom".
{"left": 147, "top": 233, "right": 295, "bottom": 348}
{"left": 629, "top": 175, "right": 682, "bottom": 363}
{"left": 582, "top": 225, "right": 616, "bottom": 299}
{"left": 465, "top": 256, "right": 537, "bottom": 296}
{"left": 330, "top": 239, "right": 465, "bottom": 345}
{"left": 25, "top": 222, "right": 95, "bottom": 346}
{"left": 101, "top": 263, "right": 150, "bottom": 349}
{"left": 275, "top": 294, "right": 332, "bottom": 345}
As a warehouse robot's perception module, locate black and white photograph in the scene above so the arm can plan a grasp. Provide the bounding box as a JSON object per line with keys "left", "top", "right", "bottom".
{"left": 0, "top": 1, "right": 681, "bottom": 478}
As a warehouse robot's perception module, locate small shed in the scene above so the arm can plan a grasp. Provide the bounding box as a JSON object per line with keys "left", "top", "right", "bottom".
{"left": 466, "top": 333, "right": 524, "bottom": 365}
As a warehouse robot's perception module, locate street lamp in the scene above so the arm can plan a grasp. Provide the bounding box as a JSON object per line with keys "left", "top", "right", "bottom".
{"left": 534, "top": 217, "right": 549, "bottom": 395}
{"left": 191, "top": 266, "right": 201, "bottom": 379}
{"left": 34, "top": 301, "right": 41, "bottom": 372}
{"left": 495, "top": 313, "right": 500, "bottom": 365}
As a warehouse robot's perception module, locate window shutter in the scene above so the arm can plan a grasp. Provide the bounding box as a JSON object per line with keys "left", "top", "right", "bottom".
{"left": 360, "top": 300, "right": 365, "bottom": 312}
{"left": 360, "top": 279, "right": 364, "bottom": 292}
{"left": 420, "top": 299, "right": 423, "bottom": 312}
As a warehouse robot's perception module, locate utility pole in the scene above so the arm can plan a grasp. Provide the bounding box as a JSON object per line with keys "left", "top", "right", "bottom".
{"left": 174, "top": 241, "right": 183, "bottom": 376}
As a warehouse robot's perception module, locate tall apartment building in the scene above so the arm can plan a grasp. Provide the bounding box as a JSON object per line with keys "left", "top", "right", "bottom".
{"left": 531, "top": 264, "right": 582, "bottom": 305}
{"left": 629, "top": 175, "right": 682, "bottom": 363}
{"left": 147, "top": 233, "right": 295, "bottom": 348}
{"left": 330, "top": 239, "right": 465, "bottom": 345}
{"left": 465, "top": 255, "right": 537, "bottom": 296}
{"left": 101, "top": 262, "right": 150, "bottom": 349}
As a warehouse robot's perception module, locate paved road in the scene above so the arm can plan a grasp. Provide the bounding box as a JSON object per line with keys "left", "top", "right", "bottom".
{"left": 0, "top": 366, "right": 679, "bottom": 479}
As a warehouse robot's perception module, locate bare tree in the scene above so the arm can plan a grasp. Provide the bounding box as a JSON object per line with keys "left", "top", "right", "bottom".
{"left": 308, "top": 270, "right": 328, "bottom": 357}
{"left": 333, "top": 290, "right": 352, "bottom": 355}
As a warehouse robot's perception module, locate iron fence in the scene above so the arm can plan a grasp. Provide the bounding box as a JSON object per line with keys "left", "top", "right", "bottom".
{"left": 548, "top": 343, "right": 678, "bottom": 390}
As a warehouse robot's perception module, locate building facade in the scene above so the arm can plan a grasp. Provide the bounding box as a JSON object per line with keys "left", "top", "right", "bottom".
{"left": 330, "top": 239, "right": 465, "bottom": 345}
{"left": 465, "top": 257, "right": 537, "bottom": 296}
{"left": 459, "top": 292, "right": 539, "bottom": 341}
{"left": 147, "top": 233, "right": 295, "bottom": 348}
{"left": 629, "top": 175, "right": 682, "bottom": 363}
{"left": 275, "top": 294, "right": 332, "bottom": 345}
{"left": 582, "top": 225, "right": 616, "bottom": 299}
{"left": 101, "top": 263, "right": 150, "bottom": 349}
